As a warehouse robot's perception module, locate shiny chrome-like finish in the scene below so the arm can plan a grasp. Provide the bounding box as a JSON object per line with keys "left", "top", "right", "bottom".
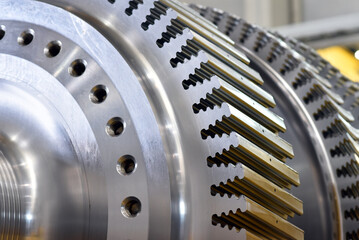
{"left": 0, "top": 0, "right": 305, "bottom": 239}
{"left": 30, "top": 0, "right": 303, "bottom": 239}
{"left": 237, "top": 50, "right": 339, "bottom": 240}
{"left": 191, "top": 5, "right": 359, "bottom": 239}
{"left": 0, "top": 58, "right": 106, "bottom": 239}
{"left": 0, "top": 1, "right": 170, "bottom": 239}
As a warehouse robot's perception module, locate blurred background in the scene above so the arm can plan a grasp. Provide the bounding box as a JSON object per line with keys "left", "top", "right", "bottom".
{"left": 185, "top": 0, "right": 359, "bottom": 81}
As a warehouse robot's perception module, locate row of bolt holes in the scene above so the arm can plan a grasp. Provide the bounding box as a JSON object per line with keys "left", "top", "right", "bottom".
{"left": 0, "top": 26, "right": 141, "bottom": 218}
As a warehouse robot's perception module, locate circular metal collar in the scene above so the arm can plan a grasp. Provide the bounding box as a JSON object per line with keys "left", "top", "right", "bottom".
{"left": 0, "top": 1, "right": 170, "bottom": 239}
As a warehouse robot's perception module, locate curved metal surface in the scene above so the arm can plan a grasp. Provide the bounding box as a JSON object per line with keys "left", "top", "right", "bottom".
{"left": 28, "top": 0, "right": 304, "bottom": 239}
{"left": 0, "top": 59, "right": 104, "bottom": 239}
{"left": 0, "top": 1, "right": 171, "bottom": 239}
{"left": 272, "top": 30, "right": 359, "bottom": 240}
{"left": 191, "top": 5, "right": 359, "bottom": 239}
{"left": 242, "top": 51, "right": 337, "bottom": 239}
{"left": 0, "top": 0, "right": 305, "bottom": 239}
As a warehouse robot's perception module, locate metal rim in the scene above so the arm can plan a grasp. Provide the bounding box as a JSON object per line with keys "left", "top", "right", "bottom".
{"left": 0, "top": 1, "right": 170, "bottom": 238}
{"left": 43, "top": 1, "right": 302, "bottom": 239}
{"left": 0, "top": 0, "right": 305, "bottom": 239}
{"left": 191, "top": 5, "right": 359, "bottom": 239}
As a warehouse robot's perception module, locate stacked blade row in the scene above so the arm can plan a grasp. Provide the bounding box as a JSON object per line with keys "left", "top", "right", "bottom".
{"left": 128, "top": 0, "right": 305, "bottom": 239}
{"left": 191, "top": 5, "right": 359, "bottom": 239}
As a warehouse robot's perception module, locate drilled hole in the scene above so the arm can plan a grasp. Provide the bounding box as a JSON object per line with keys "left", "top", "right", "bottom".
{"left": 90, "top": 85, "right": 108, "bottom": 104}
{"left": 44, "top": 40, "right": 62, "bottom": 58}
{"left": 117, "top": 155, "right": 136, "bottom": 175}
{"left": 108, "top": 0, "right": 116, "bottom": 3}
{"left": 18, "top": 29, "right": 34, "bottom": 46}
{"left": 0, "top": 25, "right": 5, "bottom": 40}
{"left": 69, "top": 59, "right": 87, "bottom": 77}
{"left": 121, "top": 197, "right": 141, "bottom": 218}
{"left": 106, "top": 117, "right": 125, "bottom": 137}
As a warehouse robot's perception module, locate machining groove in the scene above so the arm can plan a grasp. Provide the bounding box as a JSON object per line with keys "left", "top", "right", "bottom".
{"left": 190, "top": 5, "right": 359, "bottom": 239}
{"left": 0, "top": 0, "right": 306, "bottom": 239}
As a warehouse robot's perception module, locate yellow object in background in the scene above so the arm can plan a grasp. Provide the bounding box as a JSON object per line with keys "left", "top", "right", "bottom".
{"left": 317, "top": 46, "right": 359, "bottom": 82}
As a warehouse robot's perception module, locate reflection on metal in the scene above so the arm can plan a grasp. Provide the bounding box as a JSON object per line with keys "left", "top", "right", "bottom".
{"left": 192, "top": 4, "right": 359, "bottom": 240}
{"left": 0, "top": 0, "right": 307, "bottom": 239}
{"left": 10, "top": 0, "right": 359, "bottom": 239}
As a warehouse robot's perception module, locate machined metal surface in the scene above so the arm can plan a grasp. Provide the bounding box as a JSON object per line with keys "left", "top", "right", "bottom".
{"left": 5, "top": 0, "right": 359, "bottom": 239}
{"left": 0, "top": 0, "right": 309, "bottom": 239}
{"left": 0, "top": 2, "right": 169, "bottom": 238}
{"left": 191, "top": 4, "right": 359, "bottom": 240}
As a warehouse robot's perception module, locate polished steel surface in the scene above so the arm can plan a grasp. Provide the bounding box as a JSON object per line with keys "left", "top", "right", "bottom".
{"left": 23, "top": 0, "right": 302, "bottom": 239}
{"left": 0, "top": 1, "right": 170, "bottom": 238}
{"left": 0, "top": 62, "right": 103, "bottom": 239}
{"left": 191, "top": 5, "right": 359, "bottom": 239}
{"left": 242, "top": 53, "right": 338, "bottom": 240}
{"left": 270, "top": 30, "right": 359, "bottom": 240}
{"left": 0, "top": 0, "right": 313, "bottom": 239}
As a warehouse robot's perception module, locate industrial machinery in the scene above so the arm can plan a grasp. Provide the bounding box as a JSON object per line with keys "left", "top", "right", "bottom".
{"left": 0, "top": 0, "right": 357, "bottom": 239}
{"left": 190, "top": 5, "right": 359, "bottom": 240}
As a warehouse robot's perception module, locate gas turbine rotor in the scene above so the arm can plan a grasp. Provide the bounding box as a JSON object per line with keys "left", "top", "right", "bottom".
{"left": 190, "top": 4, "right": 359, "bottom": 239}
{"left": 0, "top": 0, "right": 305, "bottom": 239}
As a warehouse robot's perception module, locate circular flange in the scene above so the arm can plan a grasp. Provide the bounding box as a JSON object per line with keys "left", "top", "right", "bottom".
{"left": 1, "top": 1, "right": 304, "bottom": 239}
{"left": 0, "top": 1, "right": 170, "bottom": 239}
{"left": 0, "top": 55, "right": 105, "bottom": 239}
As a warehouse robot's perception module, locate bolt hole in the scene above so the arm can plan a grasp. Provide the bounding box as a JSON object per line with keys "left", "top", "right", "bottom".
{"left": 18, "top": 29, "right": 34, "bottom": 46}
{"left": 121, "top": 197, "right": 141, "bottom": 218}
{"left": 106, "top": 117, "right": 125, "bottom": 137}
{"left": 108, "top": 0, "right": 116, "bottom": 3}
{"left": 90, "top": 85, "right": 108, "bottom": 104}
{"left": 44, "top": 40, "right": 62, "bottom": 58}
{"left": 69, "top": 59, "right": 87, "bottom": 77}
{"left": 0, "top": 25, "right": 5, "bottom": 40}
{"left": 117, "top": 155, "right": 136, "bottom": 175}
